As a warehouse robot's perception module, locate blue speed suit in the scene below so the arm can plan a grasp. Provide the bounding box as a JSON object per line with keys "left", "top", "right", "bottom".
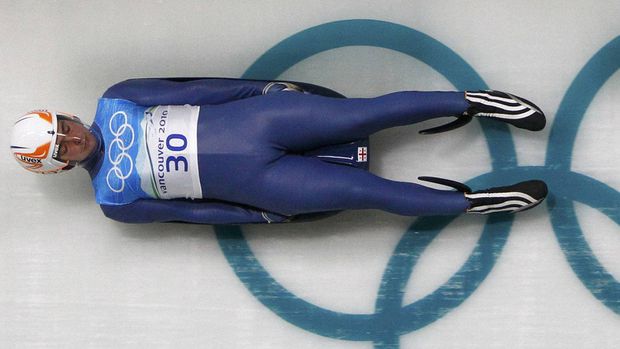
{"left": 84, "top": 78, "right": 471, "bottom": 224}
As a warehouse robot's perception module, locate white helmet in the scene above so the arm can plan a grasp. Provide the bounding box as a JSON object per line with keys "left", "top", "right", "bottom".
{"left": 10, "top": 110, "right": 83, "bottom": 174}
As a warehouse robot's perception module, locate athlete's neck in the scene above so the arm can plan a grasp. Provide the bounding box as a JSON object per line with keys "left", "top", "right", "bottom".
{"left": 80, "top": 125, "right": 103, "bottom": 174}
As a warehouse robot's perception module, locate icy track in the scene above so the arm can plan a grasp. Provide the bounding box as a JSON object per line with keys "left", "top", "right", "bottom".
{"left": 1, "top": 1, "right": 618, "bottom": 348}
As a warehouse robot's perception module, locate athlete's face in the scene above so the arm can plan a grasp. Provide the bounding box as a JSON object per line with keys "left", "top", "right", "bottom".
{"left": 55, "top": 119, "right": 97, "bottom": 162}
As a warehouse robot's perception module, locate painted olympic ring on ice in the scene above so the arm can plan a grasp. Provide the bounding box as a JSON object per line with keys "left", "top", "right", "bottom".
{"left": 215, "top": 20, "right": 619, "bottom": 348}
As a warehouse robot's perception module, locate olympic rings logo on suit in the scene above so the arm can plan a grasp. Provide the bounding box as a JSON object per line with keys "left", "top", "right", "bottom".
{"left": 106, "top": 111, "right": 135, "bottom": 193}
{"left": 213, "top": 20, "right": 619, "bottom": 348}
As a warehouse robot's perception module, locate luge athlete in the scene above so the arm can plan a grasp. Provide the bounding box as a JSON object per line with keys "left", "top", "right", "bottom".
{"left": 10, "top": 78, "right": 548, "bottom": 224}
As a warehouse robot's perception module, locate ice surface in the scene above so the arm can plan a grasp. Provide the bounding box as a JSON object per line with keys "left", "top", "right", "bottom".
{"left": 1, "top": 1, "right": 618, "bottom": 348}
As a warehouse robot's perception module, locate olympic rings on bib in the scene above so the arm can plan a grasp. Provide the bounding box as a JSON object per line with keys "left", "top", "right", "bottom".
{"left": 106, "top": 111, "right": 135, "bottom": 193}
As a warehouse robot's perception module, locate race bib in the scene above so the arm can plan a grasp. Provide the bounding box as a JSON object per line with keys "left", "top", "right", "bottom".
{"left": 143, "top": 105, "right": 202, "bottom": 199}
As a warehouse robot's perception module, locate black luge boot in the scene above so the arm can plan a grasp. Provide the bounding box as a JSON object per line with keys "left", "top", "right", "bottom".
{"left": 419, "top": 90, "right": 546, "bottom": 135}
{"left": 418, "top": 176, "right": 548, "bottom": 214}
{"left": 464, "top": 90, "right": 546, "bottom": 131}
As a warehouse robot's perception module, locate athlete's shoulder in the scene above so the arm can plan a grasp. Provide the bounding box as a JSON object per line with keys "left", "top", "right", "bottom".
{"left": 102, "top": 79, "right": 144, "bottom": 99}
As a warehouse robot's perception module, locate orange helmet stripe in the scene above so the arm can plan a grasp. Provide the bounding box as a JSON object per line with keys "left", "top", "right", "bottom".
{"left": 35, "top": 111, "right": 53, "bottom": 124}
{"left": 16, "top": 142, "right": 52, "bottom": 160}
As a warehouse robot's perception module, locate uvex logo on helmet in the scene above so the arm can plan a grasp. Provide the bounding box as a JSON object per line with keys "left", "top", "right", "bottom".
{"left": 15, "top": 144, "right": 49, "bottom": 170}
{"left": 18, "top": 156, "right": 43, "bottom": 164}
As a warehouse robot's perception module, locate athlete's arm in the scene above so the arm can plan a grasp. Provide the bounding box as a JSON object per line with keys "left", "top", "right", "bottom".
{"left": 99, "top": 198, "right": 290, "bottom": 224}
{"left": 101, "top": 78, "right": 304, "bottom": 105}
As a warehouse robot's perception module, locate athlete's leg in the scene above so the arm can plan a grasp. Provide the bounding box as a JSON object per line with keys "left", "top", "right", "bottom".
{"left": 197, "top": 92, "right": 468, "bottom": 215}
{"left": 212, "top": 91, "right": 468, "bottom": 151}
{"left": 221, "top": 155, "right": 470, "bottom": 217}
